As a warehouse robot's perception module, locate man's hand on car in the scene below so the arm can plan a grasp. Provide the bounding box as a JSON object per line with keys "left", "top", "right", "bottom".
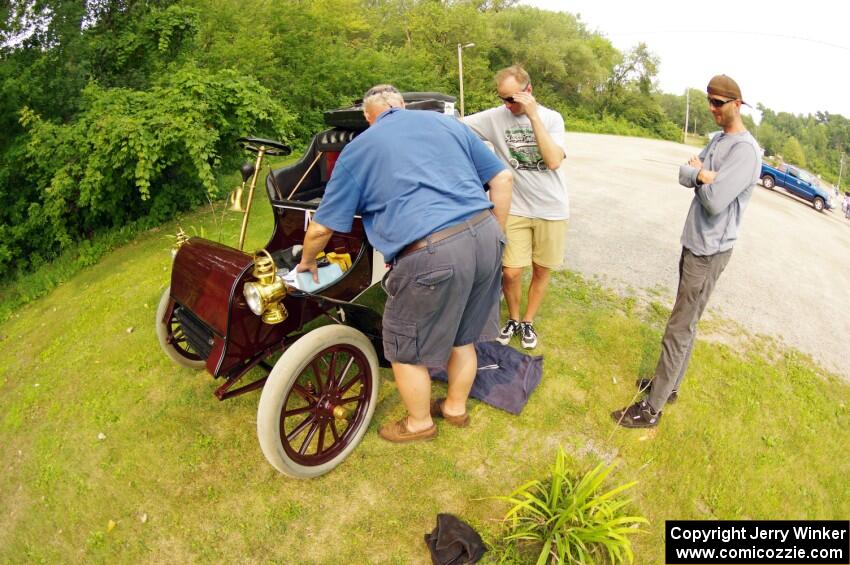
{"left": 297, "top": 220, "right": 334, "bottom": 283}
{"left": 295, "top": 259, "right": 319, "bottom": 283}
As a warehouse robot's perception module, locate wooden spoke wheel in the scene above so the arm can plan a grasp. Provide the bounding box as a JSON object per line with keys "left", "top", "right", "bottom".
{"left": 155, "top": 286, "right": 205, "bottom": 370}
{"left": 257, "top": 325, "right": 380, "bottom": 478}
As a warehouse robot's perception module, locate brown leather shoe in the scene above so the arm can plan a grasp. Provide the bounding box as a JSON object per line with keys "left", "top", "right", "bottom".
{"left": 430, "top": 398, "right": 470, "bottom": 428}
{"left": 378, "top": 418, "right": 437, "bottom": 443}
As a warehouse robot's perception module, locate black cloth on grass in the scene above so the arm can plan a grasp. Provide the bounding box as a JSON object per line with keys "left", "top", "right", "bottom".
{"left": 424, "top": 513, "right": 486, "bottom": 565}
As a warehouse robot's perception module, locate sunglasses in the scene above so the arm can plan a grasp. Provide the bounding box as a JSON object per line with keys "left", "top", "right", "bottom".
{"left": 707, "top": 96, "right": 736, "bottom": 108}
{"left": 499, "top": 83, "right": 530, "bottom": 103}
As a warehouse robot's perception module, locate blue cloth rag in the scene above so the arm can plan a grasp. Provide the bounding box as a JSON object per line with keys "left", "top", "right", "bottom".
{"left": 429, "top": 341, "right": 543, "bottom": 415}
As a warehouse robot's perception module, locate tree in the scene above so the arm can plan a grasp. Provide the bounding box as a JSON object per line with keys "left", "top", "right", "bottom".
{"left": 488, "top": 7, "right": 618, "bottom": 109}
{"left": 657, "top": 88, "right": 716, "bottom": 137}
{"left": 781, "top": 136, "right": 806, "bottom": 166}
{"left": 755, "top": 122, "right": 781, "bottom": 157}
{"left": 0, "top": 0, "right": 759, "bottom": 277}
{"left": 599, "top": 43, "right": 658, "bottom": 113}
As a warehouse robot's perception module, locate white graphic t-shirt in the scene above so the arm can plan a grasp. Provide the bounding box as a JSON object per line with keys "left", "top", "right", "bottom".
{"left": 464, "top": 105, "right": 569, "bottom": 220}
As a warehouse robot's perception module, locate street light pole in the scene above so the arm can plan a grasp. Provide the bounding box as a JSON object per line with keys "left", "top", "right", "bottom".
{"left": 457, "top": 42, "right": 475, "bottom": 117}
{"left": 683, "top": 88, "right": 690, "bottom": 144}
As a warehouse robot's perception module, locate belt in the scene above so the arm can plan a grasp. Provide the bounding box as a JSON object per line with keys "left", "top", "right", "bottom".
{"left": 399, "top": 209, "right": 493, "bottom": 259}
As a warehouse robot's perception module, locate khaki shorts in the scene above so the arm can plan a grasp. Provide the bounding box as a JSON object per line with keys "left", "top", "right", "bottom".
{"left": 502, "top": 215, "right": 568, "bottom": 269}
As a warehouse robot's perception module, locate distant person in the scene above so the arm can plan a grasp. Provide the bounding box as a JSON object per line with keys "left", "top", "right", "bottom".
{"left": 297, "top": 85, "right": 513, "bottom": 443}
{"left": 463, "top": 65, "right": 568, "bottom": 350}
{"left": 612, "top": 75, "right": 761, "bottom": 428}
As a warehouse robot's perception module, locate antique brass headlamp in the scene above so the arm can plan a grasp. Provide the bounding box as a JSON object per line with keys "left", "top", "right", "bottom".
{"left": 243, "top": 250, "right": 287, "bottom": 324}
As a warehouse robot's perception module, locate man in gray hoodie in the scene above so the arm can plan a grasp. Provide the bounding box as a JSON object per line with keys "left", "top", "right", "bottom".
{"left": 612, "top": 74, "right": 761, "bottom": 428}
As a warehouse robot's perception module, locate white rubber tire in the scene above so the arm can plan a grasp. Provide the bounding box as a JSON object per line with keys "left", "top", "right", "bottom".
{"left": 257, "top": 324, "right": 380, "bottom": 478}
{"left": 155, "top": 286, "right": 206, "bottom": 370}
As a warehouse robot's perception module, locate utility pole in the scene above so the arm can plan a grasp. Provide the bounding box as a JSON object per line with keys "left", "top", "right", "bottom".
{"left": 683, "top": 88, "right": 690, "bottom": 144}
{"left": 838, "top": 153, "right": 845, "bottom": 193}
{"left": 457, "top": 42, "right": 475, "bottom": 118}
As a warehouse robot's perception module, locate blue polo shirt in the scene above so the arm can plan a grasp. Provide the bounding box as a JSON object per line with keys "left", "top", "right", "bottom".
{"left": 312, "top": 108, "right": 507, "bottom": 262}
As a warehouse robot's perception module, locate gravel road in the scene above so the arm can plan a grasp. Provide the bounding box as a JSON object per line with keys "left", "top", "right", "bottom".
{"left": 562, "top": 132, "right": 850, "bottom": 381}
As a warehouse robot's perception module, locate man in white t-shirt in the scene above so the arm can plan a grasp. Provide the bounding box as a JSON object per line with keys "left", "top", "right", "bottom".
{"left": 464, "top": 65, "right": 568, "bottom": 349}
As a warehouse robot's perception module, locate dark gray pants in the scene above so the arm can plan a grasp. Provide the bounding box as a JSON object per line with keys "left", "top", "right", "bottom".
{"left": 648, "top": 247, "right": 733, "bottom": 412}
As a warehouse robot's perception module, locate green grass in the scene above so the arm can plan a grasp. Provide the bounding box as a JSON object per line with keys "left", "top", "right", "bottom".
{"left": 0, "top": 155, "right": 292, "bottom": 326}
{"left": 684, "top": 133, "right": 707, "bottom": 147}
{"left": 1, "top": 194, "right": 849, "bottom": 563}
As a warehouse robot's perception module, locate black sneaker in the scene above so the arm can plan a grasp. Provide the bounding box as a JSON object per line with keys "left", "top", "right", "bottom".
{"left": 611, "top": 399, "right": 661, "bottom": 428}
{"left": 496, "top": 319, "right": 520, "bottom": 345}
{"left": 520, "top": 322, "right": 538, "bottom": 349}
{"left": 635, "top": 378, "right": 678, "bottom": 403}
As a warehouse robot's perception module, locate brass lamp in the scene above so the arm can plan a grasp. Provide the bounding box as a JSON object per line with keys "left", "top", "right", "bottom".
{"left": 243, "top": 250, "right": 288, "bottom": 324}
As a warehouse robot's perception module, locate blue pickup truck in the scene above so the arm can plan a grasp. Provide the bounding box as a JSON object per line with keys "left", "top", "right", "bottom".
{"left": 760, "top": 162, "right": 833, "bottom": 211}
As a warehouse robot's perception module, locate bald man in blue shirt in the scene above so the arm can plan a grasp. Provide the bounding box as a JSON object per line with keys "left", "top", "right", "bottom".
{"left": 297, "top": 85, "right": 513, "bottom": 443}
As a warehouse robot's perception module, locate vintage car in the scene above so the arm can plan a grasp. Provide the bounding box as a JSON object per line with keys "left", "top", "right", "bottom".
{"left": 155, "top": 93, "right": 456, "bottom": 478}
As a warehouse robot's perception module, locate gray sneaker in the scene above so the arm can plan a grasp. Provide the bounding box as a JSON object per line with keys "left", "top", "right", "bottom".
{"left": 497, "top": 319, "right": 520, "bottom": 345}
{"left": 520, "top": 322, "right": 538, "bottom": 349}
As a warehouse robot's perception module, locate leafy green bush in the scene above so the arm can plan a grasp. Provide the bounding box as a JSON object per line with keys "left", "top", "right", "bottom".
{"left": 562, "top": 111, "right": 664, "bottom": 140}
{"left": 496, "top": 449, "right": 647, "bottom": 564}
{"left": 0, "top": 65, "right": 291, "bottom": 277}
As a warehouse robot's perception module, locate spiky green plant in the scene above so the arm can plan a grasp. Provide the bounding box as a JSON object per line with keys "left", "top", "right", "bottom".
{"left": 496, "top": 449, "right": 648, "bottom": 564}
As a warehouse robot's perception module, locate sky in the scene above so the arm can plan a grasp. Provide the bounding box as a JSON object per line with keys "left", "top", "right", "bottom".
{"left": 523, "top": 0, "right": 850, "bottom": 122}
